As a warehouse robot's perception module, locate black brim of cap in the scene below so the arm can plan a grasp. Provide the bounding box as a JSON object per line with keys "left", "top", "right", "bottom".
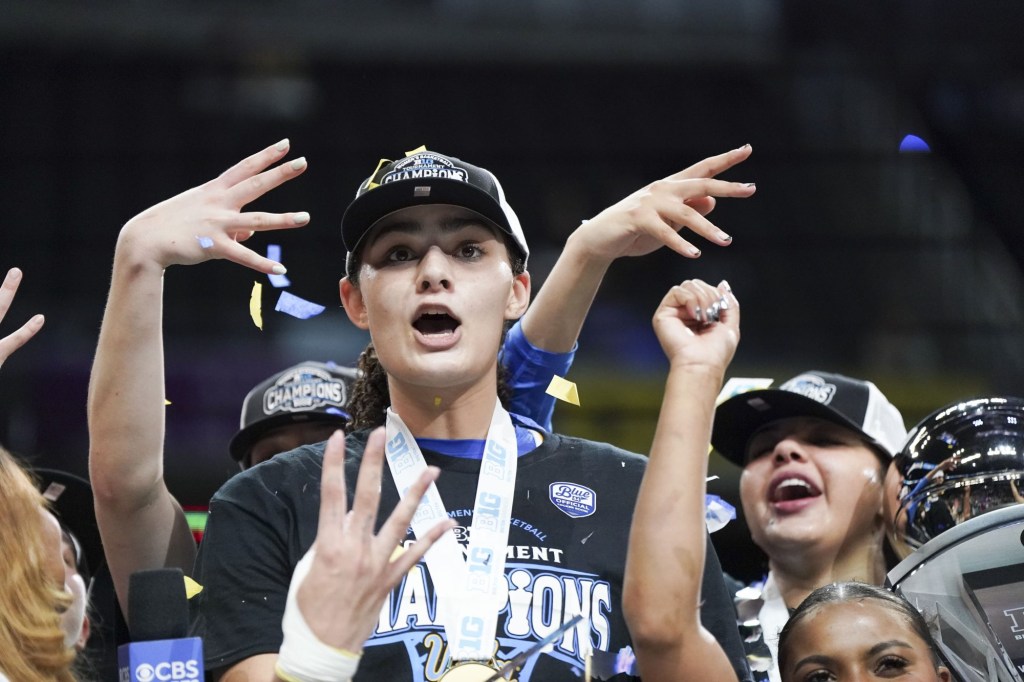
{"left": 228, "top": 411, "right": 350, "bottom": 462}
{"left": 341, "top": 179, "right": 516, "bottom": 259}
{"left": 711, "top": 389, "right": 878, "bottom": 466}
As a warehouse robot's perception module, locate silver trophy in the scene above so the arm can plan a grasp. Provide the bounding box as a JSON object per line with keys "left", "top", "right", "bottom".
{"left": 886, "top": 397, "right": 1024, "bottom": 682}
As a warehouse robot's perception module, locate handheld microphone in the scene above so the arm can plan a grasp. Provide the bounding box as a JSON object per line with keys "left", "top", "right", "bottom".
{"left": 118, "top": 568, "right": 204, "bottom": 682}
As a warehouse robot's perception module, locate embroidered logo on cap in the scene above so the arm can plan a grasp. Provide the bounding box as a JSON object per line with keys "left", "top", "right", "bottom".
{"left": 549, "top": 482, "right": 596, "bottom": 519}
{"left": 778, "top": 374, "right": 837, "bottom": 406}
{"left": 262, "top": 366, "right": 348, "bottom": 416}
{"left": 380, "top": 152, "right": 468, "bottom": 185}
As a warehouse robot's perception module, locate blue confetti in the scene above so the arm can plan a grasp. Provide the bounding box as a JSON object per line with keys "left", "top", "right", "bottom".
{"left": 899, "top": 134, "right": 931, "bottom": 153}
{"left": 324, "top": 407, "right": 349, "bottom": 417}
{"left": 705, "top": 494, "right": 736, "bottom": 533}
{"left": 195, "top": 235, "right": 215, "bottom": 249}
{"left": 275, "top": 291, "right": 326, "bottom": 319}
{"left": 266, "top": 244, "right": 291, "bottom": 288}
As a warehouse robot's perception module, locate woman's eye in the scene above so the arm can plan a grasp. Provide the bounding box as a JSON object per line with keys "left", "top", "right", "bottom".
{"left": 385, "top": 247, "right": 415, "bottom": 263}
{"left": 805, "top": 670, "right": 835, "bottom": 682}
{"left": 875, "top": 656, "right": 909, "bottom": 676}
{"left": 456, "top": 244, "right": 483, "bottom": 259}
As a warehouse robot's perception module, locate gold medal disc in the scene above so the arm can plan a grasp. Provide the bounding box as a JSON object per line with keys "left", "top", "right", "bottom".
{"left": 438, "top": 662, "right": 501, "bottom": 681}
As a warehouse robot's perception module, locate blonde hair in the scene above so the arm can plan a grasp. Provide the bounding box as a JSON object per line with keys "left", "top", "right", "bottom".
{"left": 0, "top": 447, "right": 76, "bottom": 681}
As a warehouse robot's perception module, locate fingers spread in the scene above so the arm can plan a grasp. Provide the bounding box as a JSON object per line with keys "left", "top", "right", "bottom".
{"left": 388, "top": 516, "right": 455, "bottom": 579}
{"left": 228, "top": 156, "right": 309, "bottom": 207}
{"left": 671, "top": 144, "right": 753, "bottom": 181}
{"left": 317, "top": 430, "right": 350, "bottom": 537}
{"left": 654, "top": 196, "right": 729, "bottom": 250}
{"left": 0, "top": 267, "right": 24, "bottom": 321}
{"left": 216, "top": 139, "right": 292, "bottom": 189}
{"left": 217, "top": 239, "right": 289, "bottom": 275}
{"left": 378, "top": 465, "right": 441, "bottom": 549}
{"left": 684, "top": 196, "right": 716, "bottom": 217}
{"left": 0, "top": 314, "right": 44, "bottom": 367}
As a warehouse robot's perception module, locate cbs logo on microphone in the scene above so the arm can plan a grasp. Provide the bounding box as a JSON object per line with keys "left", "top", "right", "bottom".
{"left": 127, "top": 660, "right": 201, "bottom": 682}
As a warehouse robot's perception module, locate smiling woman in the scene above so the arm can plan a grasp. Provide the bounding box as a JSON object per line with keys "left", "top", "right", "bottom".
{"left": 189, "top": 146, "right": 752, "bottom": 682}
{"left": 710, "top": 371, "right": 908, "bottom": 681}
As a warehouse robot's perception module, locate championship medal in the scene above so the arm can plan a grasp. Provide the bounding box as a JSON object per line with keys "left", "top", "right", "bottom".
{"left": 438, "top": 662, "right": 503, "bottom": 682}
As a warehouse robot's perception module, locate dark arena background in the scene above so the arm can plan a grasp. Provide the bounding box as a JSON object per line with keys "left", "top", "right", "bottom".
{"left": 2, "top": 0, "right": 1023, "bottom": 582}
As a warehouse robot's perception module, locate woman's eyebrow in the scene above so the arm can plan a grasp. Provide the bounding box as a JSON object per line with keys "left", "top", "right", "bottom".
{"left": 793, "top": 653, "right": 835, "bottom": 669}
{"left": 440, "top": 216, "right": 490, "bottom": 232}
{"left": 868, "top": 640, "right": 913, "bottom": 657}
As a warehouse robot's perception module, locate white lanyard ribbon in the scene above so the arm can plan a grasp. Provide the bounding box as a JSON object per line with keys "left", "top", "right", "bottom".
{"left": 384, "top": 401, "right": 518, "bottom": 662}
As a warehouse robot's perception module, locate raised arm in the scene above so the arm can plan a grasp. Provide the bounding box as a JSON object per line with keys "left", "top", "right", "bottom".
{"left": 623, "top": 279, "right": 741, "bottom": 682}
{"left": 87, "top": 140, "right": 309, "bottom": 609}
{"left": 504, "top": 146, "right": 754, "bottom": 430}
{"left": 520, "top": 144, "right": 754, "bottom": 352}
{"left": 0, "top": 267, "right": 45, "bottom": 369}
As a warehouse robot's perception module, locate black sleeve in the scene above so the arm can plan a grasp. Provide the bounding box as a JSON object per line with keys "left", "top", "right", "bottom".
{"left": 699, "top": 531, "right": 755, "bottom": 682}
{"left": 190, "top": 485, "right": 295, "bottom": 677}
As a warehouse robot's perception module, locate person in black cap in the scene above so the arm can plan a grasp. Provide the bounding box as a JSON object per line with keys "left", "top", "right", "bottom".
{"left": 161, "top": 141, "right": 756, "bottom": 682}
{"left": 229, "top": 361, "right": 361, "bottom": 470}
{"left": 709, "top": 370, "right": 908, "bottom": 682}
{"left": 89, "top": 139, "right": 755, "bottom": 681}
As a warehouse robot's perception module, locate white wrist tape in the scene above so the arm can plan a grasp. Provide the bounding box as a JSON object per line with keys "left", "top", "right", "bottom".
{"left": 277, "top": 549, "right": 361, "bottom": 682}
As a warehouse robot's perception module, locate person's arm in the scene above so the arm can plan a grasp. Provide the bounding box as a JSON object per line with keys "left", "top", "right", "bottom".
{"left": 87, "top": 139, "right": 309, "bottom": 611}
{"left": 623, "top": 279, "right": 740, "bottom": 682}
{"left": 520, "top": 144, "right": 754, "bottom": 353}
{"left": 502, "top": 146, "right": 754, "bottom": 429}
{"left": 0, "top": 267, "right": 45, "bottom": 369}
{"left": 215, "top": 430, "right": 454, "bottom": 682}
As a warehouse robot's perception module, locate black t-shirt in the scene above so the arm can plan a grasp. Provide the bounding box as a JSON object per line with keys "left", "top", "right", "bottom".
{"left": 192, "top": 429, "right": 753, "bottom": 681}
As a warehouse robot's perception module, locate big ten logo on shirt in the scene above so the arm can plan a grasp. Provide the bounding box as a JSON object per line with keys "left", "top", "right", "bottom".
{"left": 369, "top": 512, "right": 616, "bottom": 681}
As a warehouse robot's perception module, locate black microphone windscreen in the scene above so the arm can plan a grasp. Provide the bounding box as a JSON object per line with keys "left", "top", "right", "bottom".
{"left": 127, "top": 568, "right": 190, "bottom": 642}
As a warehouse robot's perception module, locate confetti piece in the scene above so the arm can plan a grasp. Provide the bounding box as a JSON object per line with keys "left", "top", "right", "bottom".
{"left": 405, "top": 145, "right": 428, "bottom": 156}
{"left": 545, "top": 375, "right": 580, "bottom": 406}
{"left": 275, "top": 291, "right": 326, "bottom": 319}
{"left": 324, "top": 407, "right": 347, "bottom": 417}
{"left": 266, "top": 244, "right": 291, "bottom": 288}
{"left": 164, "top": 399, "right": 172, "bottom": 406}
{"left": 706, "top": 475, "right": 719, "bottom": 482}
{"left": 250, "top": 282, "right": 263, "bottom": 330}
{"left": 899, "top": 134, "right": 931, "bottom": 153}
{"left": 195, "top": 235, "right": 214, "bottom": 249}
{"left": 389, "top": 545, "right": 406, "bottom": 563}
{"left": 705, "top": 494, "right": 737, "bottom": 533}
{"left": 183, "top": 575, "right": 203, "bottom": 599}
{"left": 715, "top": 377, "right": 773, "bottom": 406}
{"left": 434, "top": 396, "right": 442, "bottom": 407}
